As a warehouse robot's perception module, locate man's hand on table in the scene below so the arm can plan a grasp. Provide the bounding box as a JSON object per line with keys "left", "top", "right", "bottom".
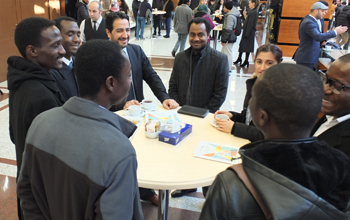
{"left": 123, "top": 100, "right": 140, "bottom": 110}
{"left": 162, "top": 99, "right": 179, "bottom": 110}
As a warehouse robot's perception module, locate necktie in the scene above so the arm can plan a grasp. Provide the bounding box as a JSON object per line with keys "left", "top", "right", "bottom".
{"left": 93, "top": 21, "right": 97, "bottom": 31}
{"left": 122, "top": 50, "right": 136, "bottom": 101}
{"left": 69, "top": 61, "right": 73, "bottom": 68}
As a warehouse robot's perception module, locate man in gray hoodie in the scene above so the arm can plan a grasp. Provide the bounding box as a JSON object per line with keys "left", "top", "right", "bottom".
{"left": 171, "top": 0, "right": 192, "bottom": 57}
{"left": 221, "top": 0, "right": 240, "bottom": 71}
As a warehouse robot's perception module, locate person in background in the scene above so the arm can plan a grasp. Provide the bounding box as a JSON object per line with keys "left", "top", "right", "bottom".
{"left": 344, "top": 2, "right": 350, "bottom": 50}
{"left": 294, "top": 2, "right": 347, "bottom": 69}
{"left": 136, "top": 0, "right": 152, "bottom": 40}
{"left": 214, "top": 0, "right": 225, "bottom": 40}
{"left": 233, "top": 0, "right": 259, "bottom": 68}
{"left": 208, "top": 0, "right": 215, "bottom": 13}
{"left": 220, "top": 0, "right": 240, "bottom": 71}
{"left": 335, "top": 3, "right": 350, "bottom": 47}
{"left": 80, "top": 0, "right": 109, "bottom": 42}
{"left": 132, "top": 0, "right": 141, "bottom": 36}
{"left": 171, "top": 0, "right": 192, "bottom": 57}
{"left": 193, "top": 0, "right": 210, "bottom": 14}
{"left": 76, "top": 0, "right": 89, "bottom": 26}
{"left": 200, "top": 63, "right": 350, "bottom": 220}
{"left": 163, "top": 0, "right": 174, "bottom": 38}
{"left": 215, "top": 44, "right": 282, "bottom": 141}
{"left": 118, "top": 0, "right": 130, "bottom": 13}
{"left": 193, "top": 4, "right": 215, "bottom": 43}
{"left": 239, "top": 0, "right": 249, "bottom": 22}
{"left": 152, "top": 0, "right": 164, "bottom": 36}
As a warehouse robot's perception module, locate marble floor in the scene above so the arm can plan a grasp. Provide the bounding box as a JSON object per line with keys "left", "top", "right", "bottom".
{"left": 0, "top": 22, "right": 293, "bottom": 219}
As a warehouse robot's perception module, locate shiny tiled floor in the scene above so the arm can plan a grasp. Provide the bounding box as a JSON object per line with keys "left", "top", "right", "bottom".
{"left": 0, "top": 21, "right": 292, "bottom": 219}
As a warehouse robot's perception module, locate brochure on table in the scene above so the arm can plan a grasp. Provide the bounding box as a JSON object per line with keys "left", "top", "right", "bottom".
{"left": 145, "top": 110, "right": 183, "bottom": 125}
{"left": 193, "top": 141, "right": 241, "bottom": 164}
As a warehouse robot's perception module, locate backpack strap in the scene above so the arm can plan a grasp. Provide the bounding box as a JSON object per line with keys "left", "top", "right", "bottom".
{"left": 228, "top": 164, "right": 272, "bottom": 219}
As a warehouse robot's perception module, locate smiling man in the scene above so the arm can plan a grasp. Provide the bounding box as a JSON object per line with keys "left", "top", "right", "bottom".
{"left": 51, "top": 16, "right": 80, "bottom": 101}
{"left": 311, "top": 53, "right": 350, "bottom": 158}
{"left": 7, "top": 17, "right": 66, "bottom": 220}
{"left": 169, "top": 17, "right": 229, "bottom": 114}
{"left": 105, "top": 12, "right": 179, "bottom": 112}
{"left": 168, "top": 17, "right": 229, "bottom": 198}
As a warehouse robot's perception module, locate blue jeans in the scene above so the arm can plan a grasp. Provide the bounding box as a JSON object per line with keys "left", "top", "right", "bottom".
{"left": 165, "top": 17, "right": 171, "bottom": 37}
{"left": 172, "top": 33, "right": 188, "bottom": 52}
{"left": 136, "top": 17, "right": 146, "bottom": 39}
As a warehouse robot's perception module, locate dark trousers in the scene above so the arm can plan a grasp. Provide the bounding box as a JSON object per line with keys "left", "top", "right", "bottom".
{"left": 139, "top": 187, "right": 156, "bottom": 200}
{"left": 297, "top": 62, "right": 315, "bottom": 70}
{"left": 153, "top": 19, "right": 161, "bottom": 34}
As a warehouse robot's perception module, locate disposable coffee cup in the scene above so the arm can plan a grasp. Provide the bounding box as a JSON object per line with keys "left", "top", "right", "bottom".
{"left": 142, "top": 99, "right": 154, "bottom": 110}
{"left": 128, "top": 105, "right": 141, "bottom": 116}
{"left": 155, "top": 8, "right": 158, "bottom": 12}
{"left": 215, "top": 114, "right": 229, "bottom": 120}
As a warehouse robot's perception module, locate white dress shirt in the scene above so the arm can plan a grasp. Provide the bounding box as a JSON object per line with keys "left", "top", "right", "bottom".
{"left": 313, "top": 113, "right": 350, "bottom": 136}
{"left": 79, "top": 16, "right": 103, "bottom": 42}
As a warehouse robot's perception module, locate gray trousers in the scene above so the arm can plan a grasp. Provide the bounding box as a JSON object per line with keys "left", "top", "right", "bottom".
{"left": 221, "top": 43, "right": 234, "bottom": 71}
{"left": 172, "top": 33, "right": 188, "bottom": 53}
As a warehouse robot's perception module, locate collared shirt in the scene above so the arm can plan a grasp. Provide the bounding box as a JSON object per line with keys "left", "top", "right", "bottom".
{"left": 80, "top": 16, "right": 103, "bottom": 42}
{"left": 314, "top": 113, "right": 350, "bottom": 136}
{"left": 62, "top": 57, "right": 73, "bottom": 67}
{"left": 309, "top": 14, "right": 336, "bottom": 35}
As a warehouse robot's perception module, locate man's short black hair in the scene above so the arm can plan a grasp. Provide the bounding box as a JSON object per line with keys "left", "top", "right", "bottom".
{"left": 14, "top": 17, "right": 55, "bottom": 58}
{"left": 106, "top": 12, "right": 130, "bottom": 33}
{"left": 75, "top": 39, "right": 128, "bottom": 98}
{"left": 253, "top": 63, "right": 324, "bottom": 135}
{"left": 53, "top": 16, "right": 77, "bottom": 31}
{"left": 188, "top": 17, "right": 211, "bottom": 34}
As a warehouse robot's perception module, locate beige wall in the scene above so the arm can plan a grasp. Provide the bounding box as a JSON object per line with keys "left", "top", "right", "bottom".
{"left": 0, "top": 0, "right": 63, "bottom": 82}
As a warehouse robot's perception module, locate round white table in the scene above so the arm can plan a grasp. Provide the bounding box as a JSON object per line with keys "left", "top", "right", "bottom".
{"left": 150, "top": 11, "right": 166, "bottom": 38}
{"left": 117, "top": 106, "right": 250, "bottom": 220}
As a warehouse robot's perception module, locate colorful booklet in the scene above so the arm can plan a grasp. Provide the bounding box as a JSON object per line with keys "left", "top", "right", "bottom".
{"left": 193, "top": 141, "right": 241, "bottom": 164}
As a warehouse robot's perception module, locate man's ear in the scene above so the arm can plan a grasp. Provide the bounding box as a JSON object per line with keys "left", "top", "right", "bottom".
{"left": 26, "top": 45, "right": 37, "bottom": 58}
{"left": 106, "top": 28, "right": 111, "bottom": 39}
{"left": 105, "top": 76, "right": 115, "bottom": 92}
{"left": 258, "top": 109, "right": 269, "bottom": 128}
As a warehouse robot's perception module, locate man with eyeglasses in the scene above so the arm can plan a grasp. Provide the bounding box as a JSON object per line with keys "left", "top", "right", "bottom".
{"left": 311, "top": 53, "right": 350, "bottom": 158}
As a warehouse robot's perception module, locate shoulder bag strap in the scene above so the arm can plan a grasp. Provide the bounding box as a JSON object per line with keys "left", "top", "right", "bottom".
{"left": 228, "top": 164, "right": 272, "bottom": 219}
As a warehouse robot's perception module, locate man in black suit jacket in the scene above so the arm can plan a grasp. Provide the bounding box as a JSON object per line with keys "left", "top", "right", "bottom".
{"left": 105, "top": 12, "right": 179, "bottom": 205}
{"left": 311, "top": 53, "right": 350, "bottom": 158}
{"left": 51, "top": 16, "right": 80, "bottom": 101}
{"left": 105, "top": 12, "right": 179, "bottom": 111}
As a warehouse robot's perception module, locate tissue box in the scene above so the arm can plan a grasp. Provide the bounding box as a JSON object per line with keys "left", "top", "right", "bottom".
{"left": 159, "top": 124, "right": 192, "bottom": 145}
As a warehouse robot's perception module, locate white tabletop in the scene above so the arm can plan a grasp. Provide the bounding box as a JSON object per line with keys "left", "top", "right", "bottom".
{"left": 117, "top": 106, "right": 250, "bottom": 190}
{"left": 152, "top": 10, "right": 166, "bottom": 15}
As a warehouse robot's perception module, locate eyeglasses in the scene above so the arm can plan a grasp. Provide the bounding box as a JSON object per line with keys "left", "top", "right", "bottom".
{"left": 319, "top": 71, "right": 350, "bottom": 94}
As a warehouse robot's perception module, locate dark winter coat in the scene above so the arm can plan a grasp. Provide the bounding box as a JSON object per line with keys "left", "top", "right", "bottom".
{"left": 7, "top": 56, "right": 64, "bottom": 177}
{"left": 239, "top": 7, "right": 258, "bottom": 52}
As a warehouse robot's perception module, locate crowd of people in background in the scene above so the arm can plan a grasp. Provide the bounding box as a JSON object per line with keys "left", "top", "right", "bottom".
{"left": 6, "top": 0, "right": 350, "bottom": 219}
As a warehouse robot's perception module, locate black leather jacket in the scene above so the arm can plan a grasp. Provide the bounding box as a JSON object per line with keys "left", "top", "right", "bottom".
{"left": 200, "top": 138, "right": 350, "bottom": 220}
